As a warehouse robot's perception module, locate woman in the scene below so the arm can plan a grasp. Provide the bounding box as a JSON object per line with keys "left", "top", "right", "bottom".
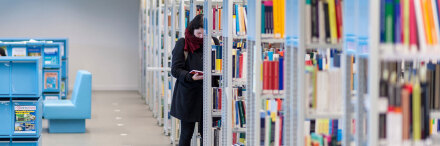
{"left": 170, "top": 14, "right": 219, "bottom": 146}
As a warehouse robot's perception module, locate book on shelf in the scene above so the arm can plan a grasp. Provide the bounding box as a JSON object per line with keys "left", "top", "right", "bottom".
{"left": 212, "top": 119, "right": 222, "bottom": 146}
{"left": 12, "top": 47, "right": 26, "bottom": 57}
{"left": 304, "top": 49, "right": 343, "bottom": 114}
{"left": 305, "top": 0, "right": 343, "bottom": 44}
{"left": 232, "top": 41, "right": 247, "bottom": 80}
{"left": 262, "top": 48, "right": 284, "bottom": 94}
{"left": 44, "top": 72, "right": 59, "bottom": 90}
{"left": 261, "top": 0, "right": 285, "bottom": 38}
{"left": 304, "top": 119, "right": 342, "bottom": 146}
{"left": 380, "top": 0, "right": 440, "bottom": 52}
{"left": 27, "top": 46, "right": 42, "bottom": 56}
{"left": 212, "top": 87, "right": 222, "bottom": 110}
{"left": 211, "top": 45, "right": 223, "bottom": 73}
{"left": 260, "top": 98, "right": 283, "bottom": 146}
{"left": 376, "top": 62, "right": 440, "bottom": 144}
{"left": 232, "top": 87, "right": 246, "bottom": 129}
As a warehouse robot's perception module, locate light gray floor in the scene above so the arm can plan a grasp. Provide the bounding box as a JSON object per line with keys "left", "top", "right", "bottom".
{"left": 41, "top": 91, "right": 172, "bottom": 146}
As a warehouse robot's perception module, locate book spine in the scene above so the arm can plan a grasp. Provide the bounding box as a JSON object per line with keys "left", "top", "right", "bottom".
{"left": 327, "top": 0, "right": 338, "bottom": 44}
{"left": 306, "top": 0, "right": 312, "bottom": 43}
{"left": 385, "top": 0, "right": 395, "bottom": 43}
{"left": 311, "top": 0, "right": 319, "bottom": 42}
{"left": 262, "top": 4, "right": 266, "bottom": 34}
{"left": 318, "top": 0, "right": 326, "bottom": 44}
{"left": 395, "top": 0, "right": 402, "bottom": 44}
{"left": 413, "top": 81, "right": 422, "bottom": 140}
{"left": 381, "top": 0, "right": 387, "bottom": 42}
{"left": 415, "top": 0, "right": 427, "bottom": 52}
{"left": 279, "top": 57, "right": 284, "bottom": 91}
{"left": 431, "top": 0, "right": 440, "bottom": 45}
{"left": 335, "top": 0, "right": 343, "bottom": 41}
{"left": 323, "top": 1, "right": 331, "bottom": 43}
{"left": 403, "top": 0, "right": 410, "bottom": 45}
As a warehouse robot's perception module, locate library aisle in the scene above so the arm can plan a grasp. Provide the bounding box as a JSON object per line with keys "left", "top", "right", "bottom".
{"left": 41, "top": 91, "right": 172, "bottom": 146}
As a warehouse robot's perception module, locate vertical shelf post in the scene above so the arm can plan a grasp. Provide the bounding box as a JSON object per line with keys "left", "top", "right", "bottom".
{"left": 202, "top": 0, "right": 213, "bottom": 146}
{"left": 221, "top": 0, "right": 234, "bottom": 145}
{"left": 245, "top": 0, "right": 262, "bottom": 145}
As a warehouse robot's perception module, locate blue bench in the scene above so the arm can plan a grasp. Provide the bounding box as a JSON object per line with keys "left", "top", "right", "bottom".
{"left": 43, "top": 70, "right": 92, "bottom": 133}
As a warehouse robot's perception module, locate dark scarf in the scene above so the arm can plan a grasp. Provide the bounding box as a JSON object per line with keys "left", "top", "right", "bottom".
{"left": 184, "top": 28, "right": 203, "bottom": 53}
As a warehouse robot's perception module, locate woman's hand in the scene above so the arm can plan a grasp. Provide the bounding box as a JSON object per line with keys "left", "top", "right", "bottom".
{"left": 192, "top": 73, "right": 203, "bottom": 80}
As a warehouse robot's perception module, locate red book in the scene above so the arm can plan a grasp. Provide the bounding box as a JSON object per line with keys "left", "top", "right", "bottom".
{"left": 218, "top": 88, "right": 222, "bottom": 109}
{"left": 274, "top": 61, "right": 279, "bottom": 92}
{"left": 268, "top": 61, "right": 274, "bottom": 91}
{"left": 409, "top": 0, "right": 418, "bottom": 47}
{"left": 335, "top": 0, "right": 343, "bottom": 40}
{"left": 263, "top": 61, "right": 269, "bottom": 90}
{"left": 232, "top": 133, "right": 237, "bottom": 144}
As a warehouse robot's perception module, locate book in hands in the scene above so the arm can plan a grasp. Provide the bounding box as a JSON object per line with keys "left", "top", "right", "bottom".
{"left": 190, "top": 70, "right": 204, "bottom": 75}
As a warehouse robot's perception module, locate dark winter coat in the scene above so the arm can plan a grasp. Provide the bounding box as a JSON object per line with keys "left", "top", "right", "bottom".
{"left": 170, "top": 37, "right": 219, "bottom": 122}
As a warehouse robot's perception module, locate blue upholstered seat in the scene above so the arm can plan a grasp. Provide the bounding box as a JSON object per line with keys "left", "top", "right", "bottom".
{"left": 43, "top": 70, "right": 92, "bottom": 133}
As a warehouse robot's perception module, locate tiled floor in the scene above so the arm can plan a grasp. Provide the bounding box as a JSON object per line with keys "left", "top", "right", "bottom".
{"left": 41, "top": 91, "right": 172, "bottom": 146}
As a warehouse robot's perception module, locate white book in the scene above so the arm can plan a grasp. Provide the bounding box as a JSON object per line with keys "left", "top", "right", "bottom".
{"left": 274, "top": 116, "right": 280, "bottom": 146}
{"left": 305, "top": 2, "right": 311, "bottom": 44}
{"left": 12, "top": 47, "right": 26, "bottom": 57}
{"left": 387, "top": 112, "right": 403, "bottom": 146}
{"left": 316, "top": 71, "right": 329, "bottom": 114}
{"left": 414, "top": 0, "right": 427, "bottom": 53}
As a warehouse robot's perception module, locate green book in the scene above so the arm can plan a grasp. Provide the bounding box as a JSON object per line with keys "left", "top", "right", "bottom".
{"left": 385, "top": 0, "right": 394, "bottom": 43}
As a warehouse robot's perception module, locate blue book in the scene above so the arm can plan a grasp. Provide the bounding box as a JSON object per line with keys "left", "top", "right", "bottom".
{"left": 235, "top": 4, "right": 240, "bottom": 35}
{"left": 235, "top": 100, "right": 240, "bottom": 126}
{"left": 267, "top": 51, "right": 274, "bottom": 61}
{"left": 380, "top": 0, "right": 386, "bottom": 42}
{"left": 394, "top": 0, "right": 401, "bottom": 43}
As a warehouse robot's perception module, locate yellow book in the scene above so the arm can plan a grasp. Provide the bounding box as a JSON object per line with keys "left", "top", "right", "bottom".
{"left": 328, "top": 0, "right": 338, "bottom": 44}
{"left": 273, "top": 0, "right": 285, "bottom": 38}
{"left": 239, "top": 6, "right": 246, "bottom": 36}
{"left": 316, "top": 119, "right": 330, "bottom": 135}
{"left": 422, "top": 0, "right": 433, "bottom": 44}
{"left": 413, "top": 79, "right": 421, "bottom": 140}
{"left": 216, "top": 59, "right": 222, "bottom": 72}
{"left": 426, "top": 0, "right": 438, "bottom": 44}
{"left": 404, "top": 0, "right": 410, "bottom": 45}
{"left": 219, "top": 9, "right": 222, "bottom": 30}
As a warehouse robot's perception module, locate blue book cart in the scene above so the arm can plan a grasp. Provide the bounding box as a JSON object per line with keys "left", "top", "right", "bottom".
{"left": 0, "top": 57, "right": 43, "bottom": 146}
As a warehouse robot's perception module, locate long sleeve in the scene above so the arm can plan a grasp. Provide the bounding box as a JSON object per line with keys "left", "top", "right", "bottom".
{"left": 171, "top": 38, "right": 194, "bottom": 82}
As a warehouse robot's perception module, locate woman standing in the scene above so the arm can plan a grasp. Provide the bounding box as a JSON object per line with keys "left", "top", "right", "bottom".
{"left": 170, "top": 14, "right": 219, "bottom": 146}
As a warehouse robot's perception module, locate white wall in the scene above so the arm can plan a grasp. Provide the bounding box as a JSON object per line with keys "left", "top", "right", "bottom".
{"left": 0, "top": 0, "right": 141, "bottom": 91}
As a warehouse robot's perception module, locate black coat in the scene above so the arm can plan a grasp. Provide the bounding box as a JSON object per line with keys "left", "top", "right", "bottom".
{"left": 170, "top": 38, "right": 219, "bottom": 122}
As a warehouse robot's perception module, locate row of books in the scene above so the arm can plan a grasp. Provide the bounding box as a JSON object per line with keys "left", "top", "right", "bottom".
{"left": 232, "top": 133, "right": 246, "bottom": 146}
{"left": 260, "top": 99, "right": 284, "bottom": 146}
{"left": 210, "top": 4, "right": 248, "bottom": 36}
{"left": 262, "top": 48, "right": 284, "bottom": 94}
{"left": 232, "top": 42, "right": 247, "bottom": 79}
{"left": 304, "top": 50, "right": 343, "bottom": 114}
{"left": 380, "top": 0, "right": 440, "bottom": 52}
{"left": 306, "top": 0, "right": 344, "bottom": 44}
{"left": 212, "top": 45, "right": 223, "bottom": 73}
{"left": 378, "top": 62, "right": 440, "bottom": 143}
{"left": 378, "top": 63, "right": 440, "bottom": 144}
{"left": 212, "top": 87, "right": 222, "bottom": 110}
{"left": 232, "top": 87, "right": 246, "bottom": 129}
{"left": 212, "top": 118, "right": 222, "bottom": 146}
{"left": 261, "top": 0, "right": 285, "bottom": 38}
{"left": 304, "top": 119, "right": 342, "bottom": 146}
